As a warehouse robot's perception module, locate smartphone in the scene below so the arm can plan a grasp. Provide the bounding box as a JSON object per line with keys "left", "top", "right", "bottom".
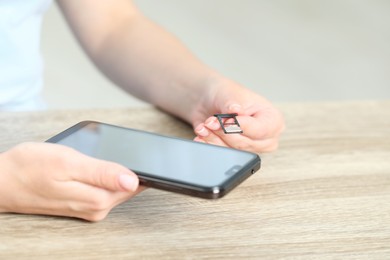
{"left": 46, "top": 121, "right": 261, "bottom": 199}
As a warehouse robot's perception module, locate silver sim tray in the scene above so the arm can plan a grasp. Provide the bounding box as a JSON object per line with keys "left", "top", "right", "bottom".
{"left": 214, "top": 113, "right": 243, "bottom": 134}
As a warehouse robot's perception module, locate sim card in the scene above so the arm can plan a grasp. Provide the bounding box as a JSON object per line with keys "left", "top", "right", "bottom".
{"left": 214, "top": 113, "right": 243, "bottom": 134}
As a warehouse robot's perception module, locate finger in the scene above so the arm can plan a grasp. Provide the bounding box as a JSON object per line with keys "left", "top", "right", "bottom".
{"left": 247, "top": 105, "right": 285, "bottom": 137}
{"left": 194, "top": 123, "right": 211, "bottom": 137}
{"left": 199, "top": 114, "right": 267, "bottom": 141}
{"left": 229, "top": 111, "right": 284, "bottom": 140}
{"left": 204, "top": 126, "right": 280, "bottom": 153}
{"left": 195, "top": 123, "right": 280, "bottom": 153}
{"left": 71, "top": 154, "right": 139, "bottom": 192}
{"left": 195, "top": 116, "right": 260, "bottom": 150}
{"left": 60, "top": 182, "right": 145, "bottom": 221}
{"left": 216, "top": 101, "right": 245, "bottom": 116}
{"left": 225, "top": 103, "right": 243, "bottom": 115}
{"left": 202, "top": 112, "right": 280, "bottom": 141}
{"left": 219, "top": 100, "right": 284, "bottom": 139}
{"left": 195, "top": 131, "right": 229, "bottom": 147}
{"left": 235, "top": 115, "right": 275, "bottom": 140}
{"left": 204, "top": 116, "right": 221, "bottom": 131}
{"left": 195, "top": 110, "right": 283, "bottom": 152}
{"left": 193, "top": 136, "right": 206, "bottom": 143}
{"left": 194, "top": 117, "right": 221, "bottom": 137}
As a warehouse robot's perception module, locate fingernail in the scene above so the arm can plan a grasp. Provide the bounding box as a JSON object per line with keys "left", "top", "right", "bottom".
{"left": 119, "top": 174, "right": 138, "bottom": 192}
{"left": 195, "top": 125, "right": 209, "bottom": 137}
{"left": 229, "top": 104, "right": 241, "bottom": 112}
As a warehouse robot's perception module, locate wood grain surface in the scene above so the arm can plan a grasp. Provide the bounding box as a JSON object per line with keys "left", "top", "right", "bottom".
{"left": 0, "top": 101, "right": 389, "bottom": 259}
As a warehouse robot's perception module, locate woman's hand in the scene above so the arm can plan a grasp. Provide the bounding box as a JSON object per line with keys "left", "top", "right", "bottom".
{"left": 192, "top": 79, "right": 285, "bottom": 153}
{"left": 0, "top": 142, "right": 142, "bottom": 221}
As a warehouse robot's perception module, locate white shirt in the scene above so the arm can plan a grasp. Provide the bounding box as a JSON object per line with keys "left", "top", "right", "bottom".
{"left": 0, "top": 0, "right": 52, "bottom": 111}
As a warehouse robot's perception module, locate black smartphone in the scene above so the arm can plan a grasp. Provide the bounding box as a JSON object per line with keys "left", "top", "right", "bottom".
{"left": 46, "top": 121, "right": 261, "bottom": 199}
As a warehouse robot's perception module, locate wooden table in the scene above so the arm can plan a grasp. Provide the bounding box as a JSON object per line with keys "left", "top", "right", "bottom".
{"left": 1, "top": 101, "right": 389, "bottom": 259}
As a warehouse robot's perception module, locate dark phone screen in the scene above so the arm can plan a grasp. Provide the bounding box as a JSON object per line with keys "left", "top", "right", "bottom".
{"left": 51, "top": 122, "right": 259, "bottom": 187}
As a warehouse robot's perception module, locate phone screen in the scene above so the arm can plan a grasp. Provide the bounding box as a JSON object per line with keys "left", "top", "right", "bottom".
{"left": 47, "top": 121, "right": 261, "bottom": 198}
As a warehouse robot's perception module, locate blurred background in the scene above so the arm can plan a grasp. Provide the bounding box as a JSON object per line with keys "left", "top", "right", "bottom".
{"left": 42, "top": 0, "right": 390, "bottom": 109}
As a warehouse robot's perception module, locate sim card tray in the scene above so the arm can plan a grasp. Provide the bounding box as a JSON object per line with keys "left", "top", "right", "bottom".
{"left": 214, "top": 113, "right": 243, "bottom": 134}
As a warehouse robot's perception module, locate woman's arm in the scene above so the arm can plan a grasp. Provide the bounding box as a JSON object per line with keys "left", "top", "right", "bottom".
{"left": 56, "top": 0, "right": 285, "bottom": 152}
{"left": 57, "top": 0, "right": 216, "bottom": 123}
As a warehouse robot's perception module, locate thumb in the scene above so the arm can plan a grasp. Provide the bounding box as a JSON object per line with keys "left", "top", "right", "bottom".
{"left": 217, "top": 100, "right": 244, "bottom": 115}
{"left": 212, "top": 85, "right": 241, "bottom": 114}
{"left": 73, "top": 157, "right": 139, "bottom": 192}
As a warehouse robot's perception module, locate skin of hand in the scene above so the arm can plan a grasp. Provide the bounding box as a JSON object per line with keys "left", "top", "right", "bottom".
{"left": 192, "top": 79, "right": 285, "bottom": 153}
{"left": 0, "top": 142, "right": 143, "bottom": 222}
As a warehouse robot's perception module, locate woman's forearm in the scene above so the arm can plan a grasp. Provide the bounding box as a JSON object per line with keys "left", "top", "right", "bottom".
{"left": 58, "top": 0, "right": 223, "bottom": 123}
{"left": 91, "top": 14, "right": 221, "bottom": 121}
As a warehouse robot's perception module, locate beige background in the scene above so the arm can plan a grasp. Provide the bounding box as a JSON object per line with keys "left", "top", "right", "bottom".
{"left": 41, "top": 0, "right": 390, "bottom": 109}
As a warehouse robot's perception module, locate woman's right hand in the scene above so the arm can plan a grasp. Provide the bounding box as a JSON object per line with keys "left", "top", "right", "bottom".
{"left": 0, "top": 142, "right": 142, "bottom": 221}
